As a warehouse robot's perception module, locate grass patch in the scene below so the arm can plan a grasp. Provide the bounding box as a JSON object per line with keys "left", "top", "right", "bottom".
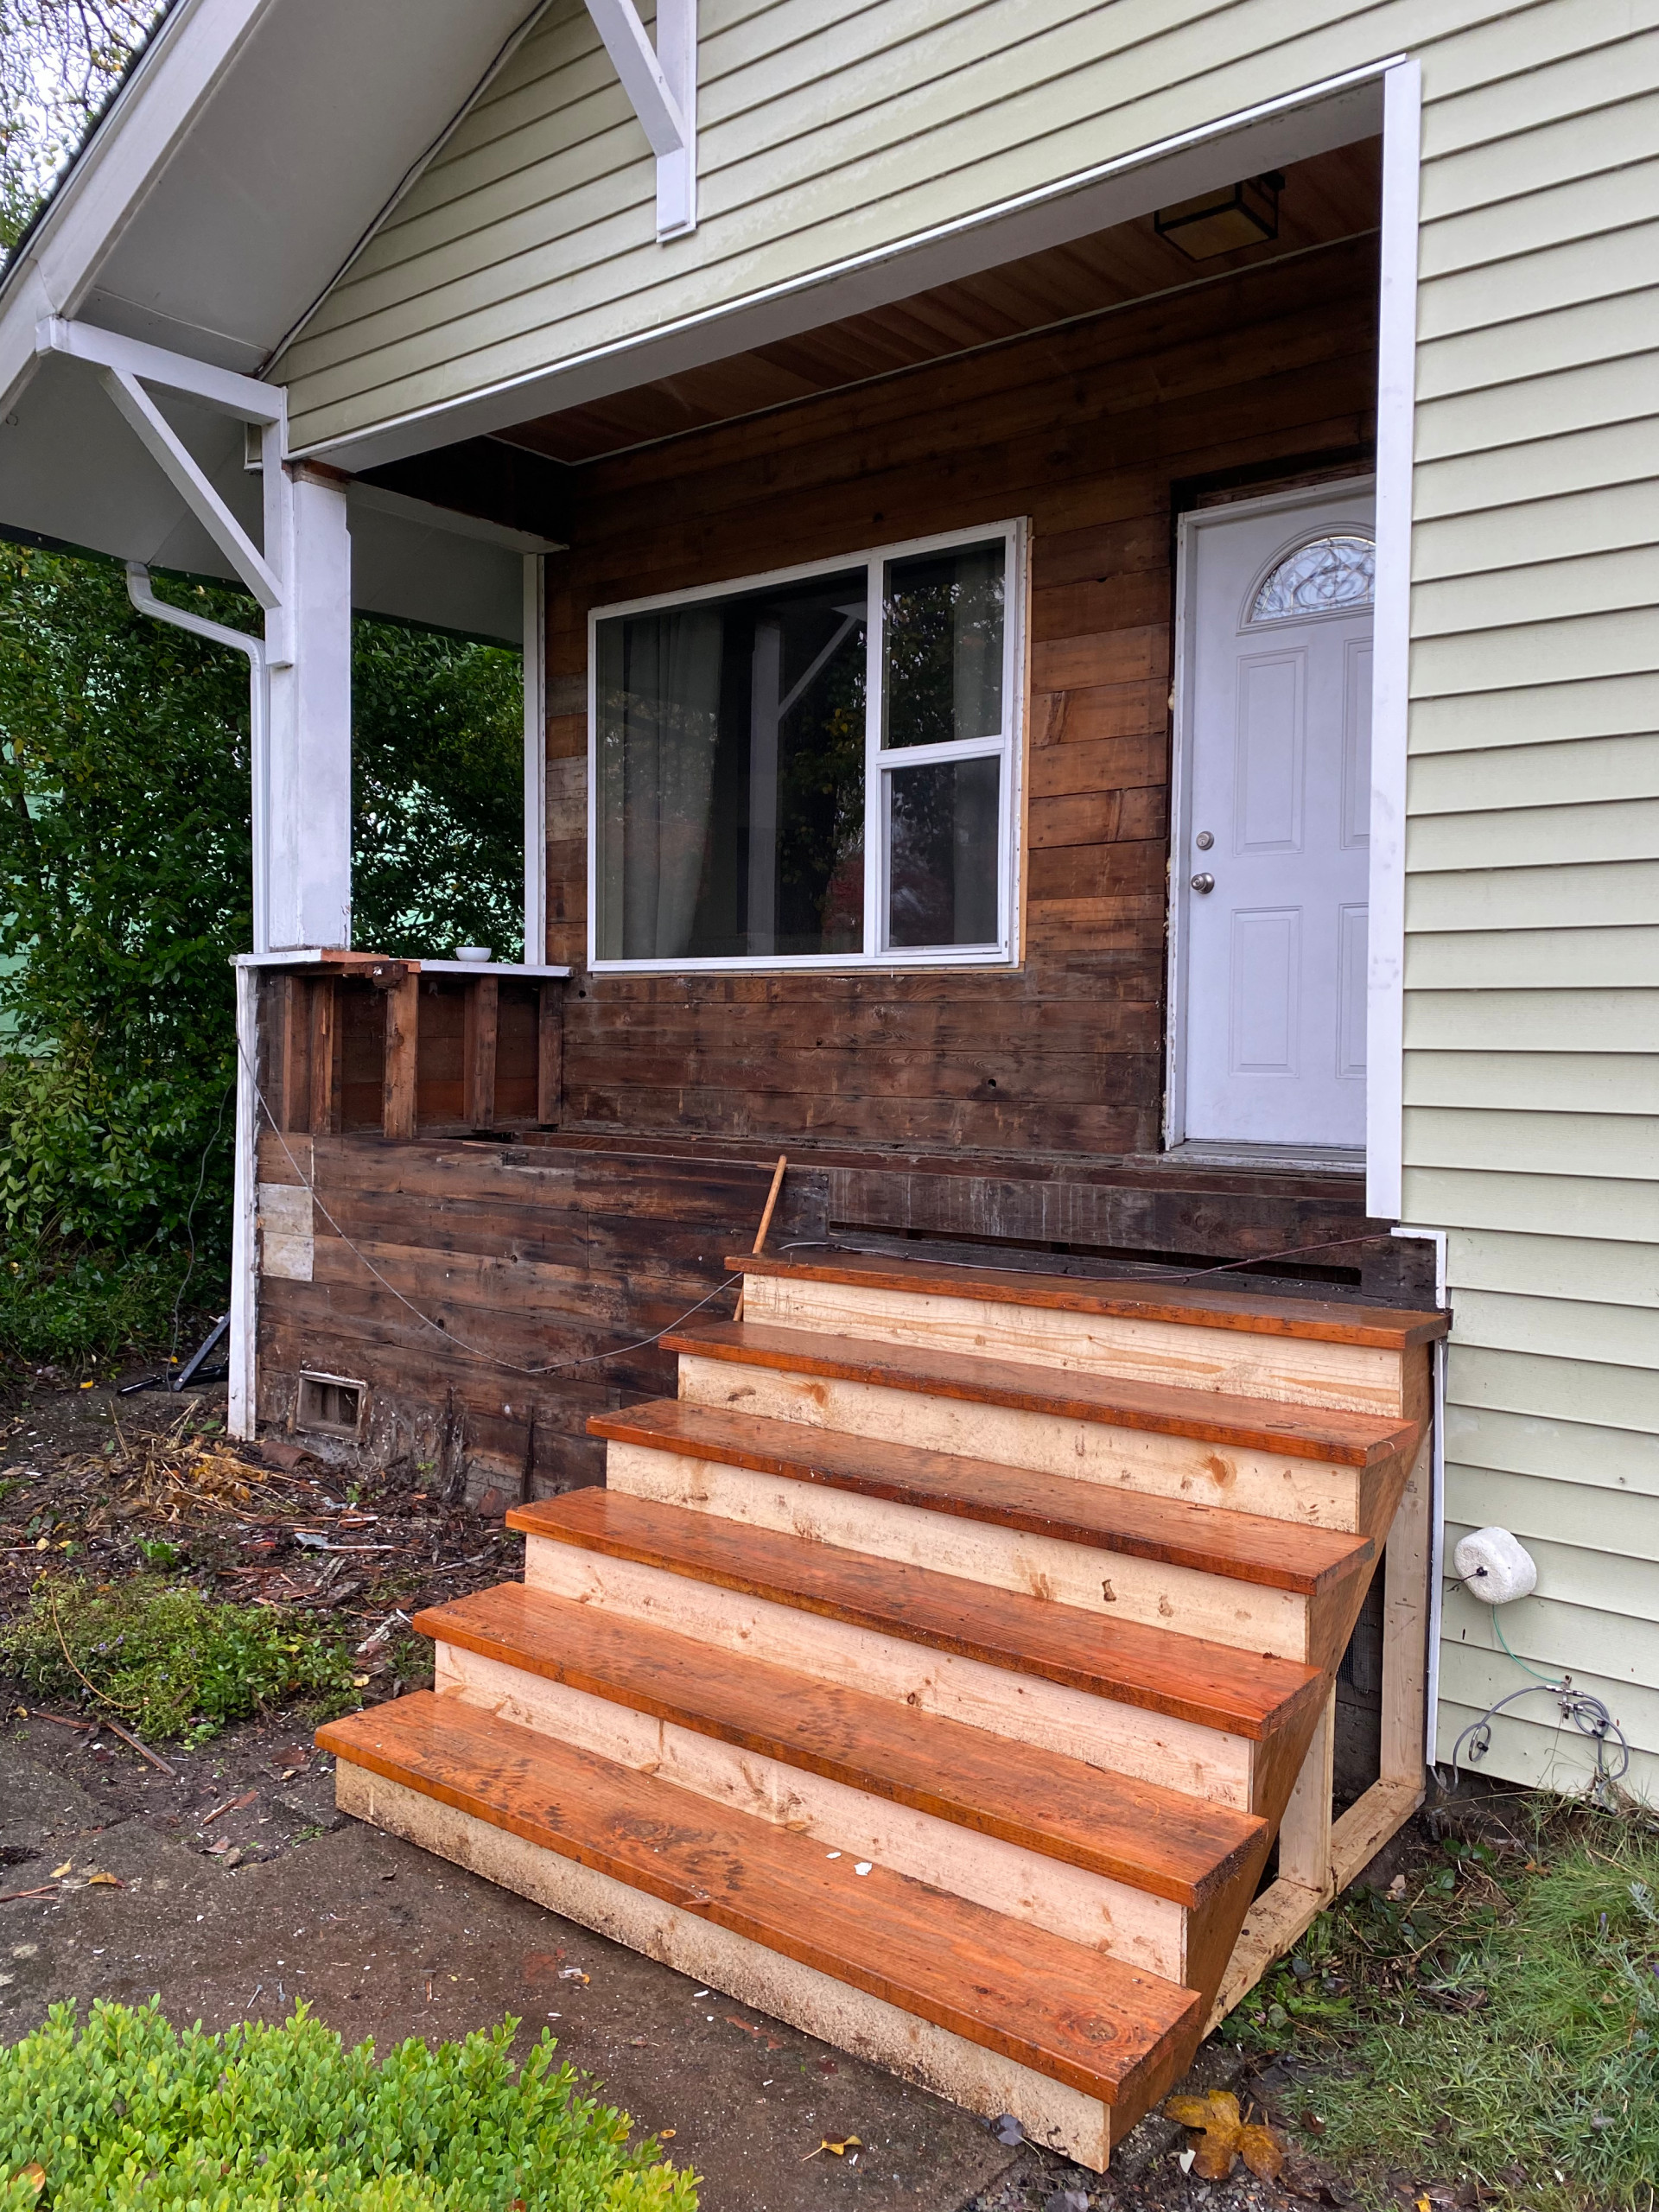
{"left": 0, "top": 1576, "right": 358, "bottom": 1745}
{"left": 1224, "top": 1811, "right": 1659, "bottom": 2209}
{"left": 0, "top": 1998, "right": 696, "bottom": 2209}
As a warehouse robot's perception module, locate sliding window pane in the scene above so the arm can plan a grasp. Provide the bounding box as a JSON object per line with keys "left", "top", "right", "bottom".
{"left": 595, "top": 570, "right": 866, "bottom": 959}
{"left": 887, "top": 756, "right": 1000, "bottom": 948}
{"left": 882, "top": 540, "right": 1004, "bottom": 749}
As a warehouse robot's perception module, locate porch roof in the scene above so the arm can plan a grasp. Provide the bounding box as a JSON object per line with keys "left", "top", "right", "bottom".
{"left": 0, "top": 0, "right": 553, "bottom": 640}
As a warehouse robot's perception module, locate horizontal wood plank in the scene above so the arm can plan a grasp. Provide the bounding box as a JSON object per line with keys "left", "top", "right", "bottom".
{"left": 588, "top": 1397, "right": 1372, "bottom": 1597}
{"left": 728, "top": 1251, "right": 1447, "bottom": 1349}
{"left": 414, "top": 1580, "right": 1265, "bottom": 1905}
{"left": 318, "top": 1692, "right": 1200, "bottom": 2109}
{"left": 506, "top": 1488, "right": 1324, "bottom": 1741}
{"left": 664, "top": 1322, "right": 1419, "bottom": 1468}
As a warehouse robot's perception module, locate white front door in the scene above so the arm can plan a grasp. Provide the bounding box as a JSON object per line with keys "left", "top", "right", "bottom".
{"left": 1175, "top": 484, "right": 1376, "bottom": 1151}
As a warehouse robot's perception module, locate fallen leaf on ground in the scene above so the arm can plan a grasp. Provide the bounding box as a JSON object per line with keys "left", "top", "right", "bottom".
{"left": 1165, "top": 2088, "right": 1287, "bottom": 2181}
{"left": 802, "top": 2137, "right": 861, "bottom": 2161}
{"left": 49, "top": 1863, "right": 71, "bottom": 1880}
{"left": 85, "top": 1872, "right": 122, "bottom": 1887}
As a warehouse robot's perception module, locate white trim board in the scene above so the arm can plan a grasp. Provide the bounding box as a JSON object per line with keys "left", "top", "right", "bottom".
{"left": 523, "top": 552, "right": 549, "bottom": 965}
{"left": 298, "top": 62, "right": 1395, "bottom": 470}
{"left": 1364, "top": 60, "right": 1421, "bottom": 1224}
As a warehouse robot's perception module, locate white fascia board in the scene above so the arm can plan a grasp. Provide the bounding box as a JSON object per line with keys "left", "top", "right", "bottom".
{"left": 0, "top": 0, "right": 275, "bottom": 417}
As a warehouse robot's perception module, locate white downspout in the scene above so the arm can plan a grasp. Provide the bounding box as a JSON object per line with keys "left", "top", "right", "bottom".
{"left": 126, "top": 562, "right": 268, "bottom": 1435}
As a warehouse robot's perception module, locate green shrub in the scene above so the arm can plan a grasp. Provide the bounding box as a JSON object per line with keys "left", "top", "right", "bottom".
{"left": 0, "top": 1999, "right": 696, "bottom": 2210}
{"left": 0, "top": 1579, "right": 358, "bottom": 1745}
{"left": 0, "top": 1239, "right": 197, "bottom": 1369}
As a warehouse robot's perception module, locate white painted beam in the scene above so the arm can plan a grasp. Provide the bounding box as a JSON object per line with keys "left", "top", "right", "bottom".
{"left": 583, "top": 0, "right": 696, "bottom": 238}
{"left": 35, "top": 313, "right": 283, "bottom": 421}
{"left": 265, "top": 466, "right": 353, "bottom": 952}
{"left": 101, "top": 366, "right": 283, "bottom": 607}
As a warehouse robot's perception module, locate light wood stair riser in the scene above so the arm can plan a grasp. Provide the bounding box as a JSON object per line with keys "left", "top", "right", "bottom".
{"left": 741, "top": 1274, "right": 1414, "bottom": 1417}
{"left": 606, "top": 1439, "right": 1315, "bottom": 1662}
{"left": 432, "top": 1642, "right": 1192, "bottom": 1980}
{"left": 334, "top": 1759, "right": 1121, "bottom": 2170}
{"left": 520, "top": 1535, "right": 1262, "bottom": 1810}
{"left": 675, "top": 1354, "right": 1370, "bottom": 1531}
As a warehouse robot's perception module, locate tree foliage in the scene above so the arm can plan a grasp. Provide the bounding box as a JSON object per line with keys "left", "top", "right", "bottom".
{"left": 0, "top": 0, "right": 164, "bottom": 251}
{"left": 0, "top": 542, "right": 524, "bottom": 1363}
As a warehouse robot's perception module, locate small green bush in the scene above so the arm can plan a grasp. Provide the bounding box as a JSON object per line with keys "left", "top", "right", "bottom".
{"left": 0, "top": 1579, "right": 357, "bottom": 1745}
{"left": 0, "top": 1999, "right": 696, "bottom": 2210}
{"left": 0, "top": 1238, "right": 198, "bottom": 1370}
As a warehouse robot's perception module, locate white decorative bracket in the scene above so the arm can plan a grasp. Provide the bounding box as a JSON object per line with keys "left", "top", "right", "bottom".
{"left": 35, "top": 316, "right": 290, "bottom": 658}
{"left": 584, "top": 0, "right": 696, "bottom": 238}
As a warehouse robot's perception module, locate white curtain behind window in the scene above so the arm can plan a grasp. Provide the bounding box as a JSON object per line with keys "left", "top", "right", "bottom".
{"left": 598, "top": 607, "right": 724, "bottom": 959}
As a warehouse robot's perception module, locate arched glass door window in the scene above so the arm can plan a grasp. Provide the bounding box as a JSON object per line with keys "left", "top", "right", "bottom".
{"left": 1249, "top": 533, "right": 1375, "bottom": 623}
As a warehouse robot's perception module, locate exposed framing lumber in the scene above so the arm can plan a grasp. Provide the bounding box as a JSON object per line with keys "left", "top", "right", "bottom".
{"left": 465, "top": 976, "right": 499, "bottom": 1128}
{"left": 383, "top": 972, "right": 420, "bottom": 1141}
{"left": 1205, "top": 1421, "right": 1431, "bottom": 2031}
{"left": 537, "top": 981, "right": 564, "bottom": 1126}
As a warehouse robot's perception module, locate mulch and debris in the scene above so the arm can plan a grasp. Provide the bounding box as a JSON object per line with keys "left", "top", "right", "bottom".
{"left": 0, "top": 1379, "right": 518, "bottom": 1675}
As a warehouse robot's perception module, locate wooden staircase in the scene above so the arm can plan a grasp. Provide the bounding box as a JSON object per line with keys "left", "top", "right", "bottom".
{"left": 318, "top": 1249, "right": 1446, "bottom": 2169}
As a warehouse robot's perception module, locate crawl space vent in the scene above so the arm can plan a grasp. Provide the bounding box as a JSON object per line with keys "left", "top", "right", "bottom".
{"left": 296, "top": 1370, "right": 366, "bottom": 1437}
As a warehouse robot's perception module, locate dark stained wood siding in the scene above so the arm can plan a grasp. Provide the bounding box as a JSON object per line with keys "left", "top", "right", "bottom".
{"left": 542, "top": 236, "right": 1379, "bottom": 1157}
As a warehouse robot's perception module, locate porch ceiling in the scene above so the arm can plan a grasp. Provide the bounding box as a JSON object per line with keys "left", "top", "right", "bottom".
{"left": 494, "top": 140, "right": 1380, "bottom": 470}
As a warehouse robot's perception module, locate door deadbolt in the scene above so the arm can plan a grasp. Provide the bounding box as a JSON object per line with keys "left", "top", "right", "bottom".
{"left": 1190, "top": 873, "right": 1215, "bottom": 893}
{"left": 1194, "top": 830, "right": 1214, "bottom": 850}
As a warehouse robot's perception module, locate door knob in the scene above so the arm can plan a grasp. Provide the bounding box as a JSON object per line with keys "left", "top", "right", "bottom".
{"left": 1190, "top": 872, "right": 1215, "bottom": 894}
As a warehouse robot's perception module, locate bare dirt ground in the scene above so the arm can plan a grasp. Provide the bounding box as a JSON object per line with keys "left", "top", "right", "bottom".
{"left": 0, "top": 1371, "right": 1414, "bottom": 2212}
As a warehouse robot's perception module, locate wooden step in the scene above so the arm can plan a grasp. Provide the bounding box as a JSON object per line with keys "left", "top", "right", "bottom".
{"left": 665, "top": 1323, "right": 1412, "bottom": 1469}
{"left": 319, "top": 1693, "right": 1202, "bottom": 2162}
{"left": 507, "top": 1489, "right": 1323, "bottom": 1745}
{"left": 588, "top": 1398, "right": 1374, "bottom": 1599}
{"left": 666, "top": 1319, "right": 1414, "bottom": 1529}
{"left": 728, "top": 1253, "right": 1444, "bottom": 1421}
{"left": 414, "top": 1580, "right": 1267, "bottom": 1907}
{"left": 731, "top": 1249, "right": 1447, "bottom": 1349}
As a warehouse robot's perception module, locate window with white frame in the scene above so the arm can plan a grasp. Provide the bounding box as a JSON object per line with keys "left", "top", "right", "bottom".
{"left": 589, "top": 523, "right": 1021, "bottom": 969}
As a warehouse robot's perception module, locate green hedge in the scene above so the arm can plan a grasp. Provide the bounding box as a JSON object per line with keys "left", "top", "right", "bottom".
{"left": 0, "top": 2001, "right": 696, "bottom": 2210}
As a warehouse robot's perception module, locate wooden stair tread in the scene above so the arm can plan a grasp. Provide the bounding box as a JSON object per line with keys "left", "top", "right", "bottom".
{"left": 590, "top": 1398, "right": 1373, "bottom": 1597}
{"left": 507, "top": 1490, "right": 1322, "bottom": 1741}
{"left": 319, "top": 1690, "right": 1201, "bottom": 2109}
{"left": 729, "top": 1249, "right": 1449, "bottom": 1349}
{"left": 664, "top": 1321, "right": 1415, "bottom": 1467}
{"left": 415, "top": 1580, "right": 1266, "bottom": 1906}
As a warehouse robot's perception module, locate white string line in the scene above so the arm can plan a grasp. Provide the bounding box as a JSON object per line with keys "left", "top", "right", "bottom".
{"left": 237, "top": 1033, "right": 743, "bottom": 1379}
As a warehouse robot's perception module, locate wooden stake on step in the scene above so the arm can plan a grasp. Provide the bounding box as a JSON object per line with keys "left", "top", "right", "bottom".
{"left": 733, "top": 1154, "right": 787, "bottom": 1325}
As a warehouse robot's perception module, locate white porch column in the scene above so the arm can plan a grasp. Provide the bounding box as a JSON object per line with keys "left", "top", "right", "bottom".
{"left": 266, "top": 460, "right": 353, "bottom": 949}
